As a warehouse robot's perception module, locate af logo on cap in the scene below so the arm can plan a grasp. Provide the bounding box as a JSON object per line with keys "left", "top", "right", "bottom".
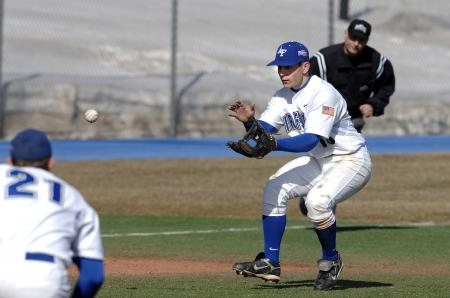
{"left": 277, "top": 46, "right": 287, "bottom": 57}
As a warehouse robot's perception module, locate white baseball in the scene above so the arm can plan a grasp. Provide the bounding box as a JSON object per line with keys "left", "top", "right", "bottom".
{"left": 84, "top": 109, "right": 99, "bottom": 123}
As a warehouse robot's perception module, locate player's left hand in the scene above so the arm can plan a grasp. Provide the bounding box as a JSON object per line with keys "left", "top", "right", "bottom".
{"left": 359, "top": 104, "right": 374, "bottom": 117}
{"left": 227, "top": 120, "right": 277, "bottom": 159}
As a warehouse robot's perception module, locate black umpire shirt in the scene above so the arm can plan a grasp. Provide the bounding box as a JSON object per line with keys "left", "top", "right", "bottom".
{"left": 309, "top": 43, "right": 395, "bottom": 119}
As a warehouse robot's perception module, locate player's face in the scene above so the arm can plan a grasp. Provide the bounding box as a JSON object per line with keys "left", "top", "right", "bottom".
{"left": 277, "top": 62, "right": 310, "bottom": 89}
{"left": 344, "top": 31, "right": 367, "bottom": 56}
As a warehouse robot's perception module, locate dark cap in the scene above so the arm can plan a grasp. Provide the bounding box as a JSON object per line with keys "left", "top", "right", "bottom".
{"left": 348, "top": 19, "right": 371, "bottom": 41}
{"left": 10, "top": 128, "right": 52, "bottom": 161}
{"left": 267, "top": 41, "right": 309, "bottom": 66}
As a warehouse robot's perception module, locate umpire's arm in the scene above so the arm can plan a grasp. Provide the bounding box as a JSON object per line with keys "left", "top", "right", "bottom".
{"left": 367, "top": 58, "right": 395, "bottom": 116}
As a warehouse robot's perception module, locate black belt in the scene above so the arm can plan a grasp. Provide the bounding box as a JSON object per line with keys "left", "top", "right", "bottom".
{"left": 25, "top": 252, "right": 54, "bottom": 263}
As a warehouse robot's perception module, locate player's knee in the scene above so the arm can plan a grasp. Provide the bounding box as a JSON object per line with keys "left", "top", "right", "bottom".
{"left": 305, "top": 194, "right": 335, "bottom": 227}
{"left": 312, "top": 213, "right": 336, "bottom": 230}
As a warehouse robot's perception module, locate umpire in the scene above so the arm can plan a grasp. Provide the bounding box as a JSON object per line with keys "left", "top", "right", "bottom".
{"left": 310, "top": 19, "right": 395, "bottom": 132}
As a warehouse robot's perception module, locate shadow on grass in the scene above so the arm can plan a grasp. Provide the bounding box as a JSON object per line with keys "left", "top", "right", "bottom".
{"left": 296, "top": 225, "right": 416, "bottom": 233}
{"left": 336, "top": 225, "right": 416, "bottom": 232}
{"left": 256, "top": 279, "right": 393, "bottom": 290}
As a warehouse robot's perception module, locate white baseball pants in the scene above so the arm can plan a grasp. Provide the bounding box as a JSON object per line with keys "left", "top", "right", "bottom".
{"left": 262, "top": 146, "right": 372, "bottom": 229}
{"left": 0, "top": 252, "right": 70, "bottom": 298}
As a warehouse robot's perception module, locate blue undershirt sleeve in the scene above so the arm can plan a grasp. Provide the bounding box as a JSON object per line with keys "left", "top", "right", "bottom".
{"left": 72, "top": 257, "right": 104, "bottom": 298}
{"left": 276, "top": 133, "right": 321, "bottom": 153}
{"left": 243, "top": 119, "right": 278, "bottom": 133}
{"left": 258, "top": 120, "right": 278, "bottom": 133}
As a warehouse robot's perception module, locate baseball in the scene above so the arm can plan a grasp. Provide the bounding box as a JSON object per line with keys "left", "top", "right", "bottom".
{"left": 84, "top": 109, "right": 99, "bottom": 123}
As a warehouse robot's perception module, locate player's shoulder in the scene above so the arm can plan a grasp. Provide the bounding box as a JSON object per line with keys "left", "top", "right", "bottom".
{"left": 0, "top": 164, "right": 12, "bottom": 176}
{"left": 272, "top": 87, "right": 296, "bottom": 101}
{"left": 309, "top": 76, "right": 342, "bottom": 101}
{"left": 310, "top": 75, "right": 335, "bottom": 90}
{"left": 0, "top": 163, "right": 9, "bottom": 170}
{"left": 0, "top": 164, "right": 56, "bottom": 180}
{"left": 25, "top": 167, "right": 86, "bottom": 202}
{"left": 26, "top": 166, "right": 66, "bottom": 183}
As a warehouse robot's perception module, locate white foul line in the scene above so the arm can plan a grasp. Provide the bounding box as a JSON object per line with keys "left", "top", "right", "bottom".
{"left": 101, "top": 222, "right": 438, "bottom": 238}
{"left": 101, "top": 226, "right": 297, "bottom": 238}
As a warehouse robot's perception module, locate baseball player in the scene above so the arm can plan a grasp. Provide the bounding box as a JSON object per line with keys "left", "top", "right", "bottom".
{"left": 0, "top": 129, "right": 104, "bottom": 298}
{"left": 228, "top": 41, "right": 372, "bottom": 290}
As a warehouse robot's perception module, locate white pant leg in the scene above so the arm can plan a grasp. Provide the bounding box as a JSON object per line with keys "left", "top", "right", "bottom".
{"left": 263, "top": 156, "right": 322, "bottom": 216}
{"left": 0, "top": 258, "right": 70, "bottom": 298}
{"left": 306, "top": 147, "right": 372, "bottom": 228}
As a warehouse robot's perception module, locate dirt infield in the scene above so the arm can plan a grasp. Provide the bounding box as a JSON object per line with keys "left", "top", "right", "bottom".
{"left": 69, "top": 256, "right": 450, "bottom": 277}
{"left": 100, "top": 257, "right": 314, "bottom": 277}
{"left": 68, "top": 256, "right": 313, "bottom": 277}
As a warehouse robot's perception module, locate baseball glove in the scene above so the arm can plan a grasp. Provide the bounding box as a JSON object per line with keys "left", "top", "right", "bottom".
{"left": 227, "top": 120, "right": 277, "bottom": 159}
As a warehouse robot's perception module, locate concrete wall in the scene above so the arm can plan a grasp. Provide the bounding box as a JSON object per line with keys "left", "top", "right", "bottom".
{"left": 2, "top": 74, "right": 450, "bottom": 139}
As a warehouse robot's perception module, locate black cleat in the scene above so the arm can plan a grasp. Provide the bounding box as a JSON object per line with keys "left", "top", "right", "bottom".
{"left": 314, "top": 255, "right": 343, "bottom": 291}
{"left": 232, "top": 252, "right": 280, "bottom": 283}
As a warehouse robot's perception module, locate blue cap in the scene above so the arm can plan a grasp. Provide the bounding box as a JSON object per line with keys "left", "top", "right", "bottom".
{"left": 10, "top": 128, "right": 52, "bottom": 161}
{"left": 267, "top": 41, "right": 309, "bottom": 66}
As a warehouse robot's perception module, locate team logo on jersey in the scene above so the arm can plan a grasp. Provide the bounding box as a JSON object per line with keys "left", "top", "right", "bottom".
{"left": 282, "top": 111, "right": 305, "bottom": 133}
{"left": 277, "top": 46, "right": 287, "bottom": 57}
{"left": 322, "top": 106, "right": 335, "bottom": 116}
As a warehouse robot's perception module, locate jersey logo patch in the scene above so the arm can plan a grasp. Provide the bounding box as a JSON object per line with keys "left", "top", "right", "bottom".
{"left": 322, "top": 106, "right": 335, "bottom": 116}
{"left": 282, "top": 111, "right": 305, "bottom": 133}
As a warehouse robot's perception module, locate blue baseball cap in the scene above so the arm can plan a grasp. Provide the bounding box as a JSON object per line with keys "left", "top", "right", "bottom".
{"left": 267, "top": 41, "right": 309, "bottom": 66}
{"left": 10, "top": 128, "right": 52, "bottom": 160}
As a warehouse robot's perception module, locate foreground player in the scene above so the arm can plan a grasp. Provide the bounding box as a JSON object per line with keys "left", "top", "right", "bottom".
{"left": 228, "top": 41, "right": 372, "bottom": 290}
{"left": 0, "top": 129, "right": 104, "bottom": 297}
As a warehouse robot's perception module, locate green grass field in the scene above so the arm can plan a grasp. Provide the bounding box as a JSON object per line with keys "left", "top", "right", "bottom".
{"left": 55, "top": 154, "right": 450, "bottom": 297}
{"left": 96, "top": 215, "right": 450, "bottom": 297}
{"left": 100, "top": 274, "right": 450, "bottom": 298}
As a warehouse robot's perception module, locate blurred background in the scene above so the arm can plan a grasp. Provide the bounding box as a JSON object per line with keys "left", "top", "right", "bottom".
{"left": 1, "top": 0, "right": 450, "bottom": 139}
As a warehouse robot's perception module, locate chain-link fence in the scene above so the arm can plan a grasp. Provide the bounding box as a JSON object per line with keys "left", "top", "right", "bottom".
{"left": 1, "top": 0, "right": 450, "bottom": 139}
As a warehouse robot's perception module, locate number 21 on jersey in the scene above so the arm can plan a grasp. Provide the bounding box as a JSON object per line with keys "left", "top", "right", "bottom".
{"left": 5, "top": 169, "right": 62, "bottom": 203}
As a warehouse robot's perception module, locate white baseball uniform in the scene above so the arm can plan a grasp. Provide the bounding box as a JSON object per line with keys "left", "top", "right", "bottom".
{"left": 0, "top": 164, "right": 103, "bottom": 298}
{"left": 259, "top": 75, "right": 372, "bottom": 228}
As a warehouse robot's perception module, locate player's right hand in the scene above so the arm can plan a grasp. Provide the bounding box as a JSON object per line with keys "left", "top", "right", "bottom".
{"left": 228, "top": 100, "right": 256, "bottom": 123}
